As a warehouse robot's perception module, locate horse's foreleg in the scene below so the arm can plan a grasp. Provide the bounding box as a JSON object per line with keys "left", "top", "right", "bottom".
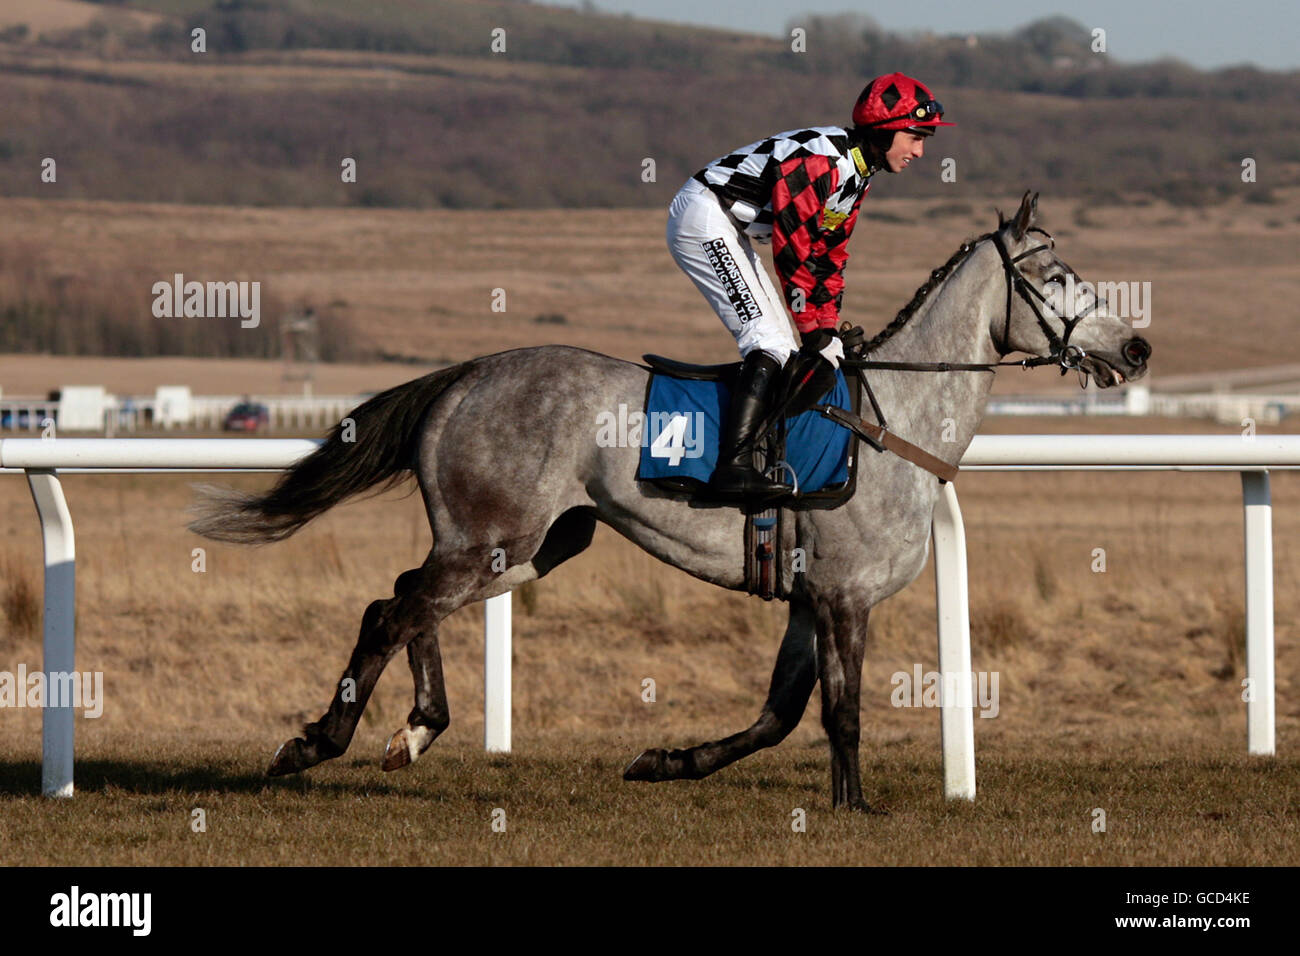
{"left": 268, "top": 565, "right": 436, "bottom": 777}
{"left": 816, "top": 599, "right": 882, "bottom": 813}
{"left": 623, "top": 599, "right": 818, "bottom": 782}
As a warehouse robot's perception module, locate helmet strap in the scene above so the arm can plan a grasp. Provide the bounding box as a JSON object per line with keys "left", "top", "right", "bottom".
{"left": 850, "top": 125, "right": 892, "bottom": 173}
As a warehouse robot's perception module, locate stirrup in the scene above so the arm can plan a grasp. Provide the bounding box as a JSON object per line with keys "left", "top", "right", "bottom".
{"left": 766, "top": 460, "right": 799, "bottom": 497}
{"left": 708, "top": 463, "right": 789, "bottom": 499}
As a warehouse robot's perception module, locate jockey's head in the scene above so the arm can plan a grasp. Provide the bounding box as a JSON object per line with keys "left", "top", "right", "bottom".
{"left": 851, "top": 73, "right": 954, "bottom": 174}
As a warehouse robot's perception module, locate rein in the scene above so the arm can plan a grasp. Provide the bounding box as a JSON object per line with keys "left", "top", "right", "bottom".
{"left": 845, "top": 227, "right": 1098, "bottom": 376}
{"left": 812, "top": 227, "right": 1103, "bottom": 484}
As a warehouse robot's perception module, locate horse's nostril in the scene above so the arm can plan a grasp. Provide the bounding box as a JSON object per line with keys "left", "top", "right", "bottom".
{"left": 1122, "top": 337, "right": 1151, "bottom": 365}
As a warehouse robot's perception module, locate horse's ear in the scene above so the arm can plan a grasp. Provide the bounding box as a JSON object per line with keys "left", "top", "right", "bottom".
{"left": 1010, "top": 190, "right": 1037, "bottom": 241}
{"left": 995, "top": 206, "right": 1005, "bottom": 229}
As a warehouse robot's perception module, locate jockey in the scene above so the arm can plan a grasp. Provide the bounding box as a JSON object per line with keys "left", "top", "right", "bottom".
{"left": 667, "top": 72, "right": 953, "bottom": 500}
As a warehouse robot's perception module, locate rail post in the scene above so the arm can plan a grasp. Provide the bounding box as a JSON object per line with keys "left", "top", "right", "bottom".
{"left": 26, "top": 469, "right": 76, "bottom": 798}
{"left": 932, "top": 482, "right": 977, "bottom": 800}
{"left": 1241, "top": 471, "right": 1276, "bottom": 755}
{"left": 484, "top": 593, "right": 511, "bottom": 752}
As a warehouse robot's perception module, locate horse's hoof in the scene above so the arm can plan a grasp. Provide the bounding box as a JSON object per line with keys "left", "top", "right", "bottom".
{"left": 267, "top": 737, "right": 308, "bottom": 777}
{"left": 622, "top": 749, "right": 667, "bottom": 782}
{"left": 382, "top": 729, "right": 413, "bottom": 772}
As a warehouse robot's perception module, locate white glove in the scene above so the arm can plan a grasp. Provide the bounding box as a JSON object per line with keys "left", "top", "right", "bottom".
{"left": 818, "top": 335, "right": 845, "bottom": 369}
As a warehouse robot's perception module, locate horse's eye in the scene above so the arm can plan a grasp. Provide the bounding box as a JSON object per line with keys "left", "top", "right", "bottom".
{"left": 1044, "top": 274, "right": 1064, "bottom": 286}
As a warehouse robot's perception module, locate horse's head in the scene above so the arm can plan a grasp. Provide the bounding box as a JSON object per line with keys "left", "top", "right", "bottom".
{"left": 990, "top": 191, "right": 1151, "bottom": 387}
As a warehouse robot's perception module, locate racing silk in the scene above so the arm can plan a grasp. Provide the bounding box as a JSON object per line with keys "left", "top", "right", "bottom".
{"left": 692, "top": 126, "right": 873, "bottom": 332}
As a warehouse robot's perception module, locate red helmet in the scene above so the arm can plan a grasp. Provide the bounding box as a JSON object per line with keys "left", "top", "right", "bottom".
{"left": 852, "top": 73, "right": 954, "bottom": 134}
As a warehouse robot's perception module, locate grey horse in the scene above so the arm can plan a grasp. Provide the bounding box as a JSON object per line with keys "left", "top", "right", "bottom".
{"left": 190, "top": 193, "right": 1150, "bottom": 811}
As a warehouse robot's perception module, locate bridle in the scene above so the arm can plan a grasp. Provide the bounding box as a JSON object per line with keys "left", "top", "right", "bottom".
{"left": 989, "top": 226, "right": 1099, "bottom": 376}
{"left": 811, "top": 226, "right": 1110, "bottom": 478}
{"left": 843, "top": 226, "right": 1102, "bottom": 378}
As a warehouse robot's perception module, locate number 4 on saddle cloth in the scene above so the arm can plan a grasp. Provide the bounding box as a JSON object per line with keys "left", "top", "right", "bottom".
{"left": 634, "top": 356, "right": 861, "bottom": 510}
{"left": 633, "top": 352, "right": 865, "bottom": 600}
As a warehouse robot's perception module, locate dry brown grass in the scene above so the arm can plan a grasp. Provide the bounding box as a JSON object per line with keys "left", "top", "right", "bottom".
{"left": 0, "top": 552, "right": 40, "bottom": 646}
{"left": 3, "top": 188, "right": 1299, "bottom": 397}
{"left": 0, "top": 731, "right": 1294, "bottom": 866}
{"left": 0, "top": 415, "right": 1297, "bottom": 863}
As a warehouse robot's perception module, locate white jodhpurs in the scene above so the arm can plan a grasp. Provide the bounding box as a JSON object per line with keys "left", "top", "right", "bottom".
{"left": 666, "top": 178, "right": 798, "bottom": 365}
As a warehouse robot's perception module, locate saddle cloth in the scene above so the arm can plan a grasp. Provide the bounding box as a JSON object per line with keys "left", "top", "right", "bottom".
{"left": 635, "top": 369, "right": 853, "bottom": 494}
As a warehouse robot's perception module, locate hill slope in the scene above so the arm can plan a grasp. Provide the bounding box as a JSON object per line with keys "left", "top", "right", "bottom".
{"left": 0, "top": 2, "right": 1295, "bottom": 208}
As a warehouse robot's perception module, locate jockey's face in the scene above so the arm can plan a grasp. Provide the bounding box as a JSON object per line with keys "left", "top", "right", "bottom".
{"left": 883, "top": 131, "right": 927, "bottom": 173}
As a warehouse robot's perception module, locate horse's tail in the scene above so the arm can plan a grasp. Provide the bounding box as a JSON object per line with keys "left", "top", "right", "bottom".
{"left": 188, "top": 363, "right": 470, "bottom": 544}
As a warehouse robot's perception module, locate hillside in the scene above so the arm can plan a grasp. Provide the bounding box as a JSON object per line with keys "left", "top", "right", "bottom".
{"left": 0, "top": 1, "right": 1295, "bottom": 209}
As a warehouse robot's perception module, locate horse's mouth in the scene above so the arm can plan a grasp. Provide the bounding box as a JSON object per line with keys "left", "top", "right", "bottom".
{"left": 1080, "top": 354, "right": 1147, "bottom": 389}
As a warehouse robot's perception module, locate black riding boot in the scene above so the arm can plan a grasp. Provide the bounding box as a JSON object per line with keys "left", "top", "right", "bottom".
{"left": 708, "top": 350, "right": 793, "bottom": 501}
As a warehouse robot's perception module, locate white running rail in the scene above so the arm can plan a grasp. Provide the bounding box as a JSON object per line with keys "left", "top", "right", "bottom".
{"left": 2, "top": 435, "right": 1295, "bottom": 799}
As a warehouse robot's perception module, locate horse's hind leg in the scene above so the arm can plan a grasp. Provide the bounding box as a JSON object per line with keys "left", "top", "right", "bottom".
{"left": 384, "top": 506, "right": 598, "bottom": 771}
{"left": 623, "top": 599, "right": 818, "bottom": 782}
{"left": 381, "top": 628, "right": 450, "bottom": 771}
{"left": 268, "top": 555, "right": 487, "bottom": 776}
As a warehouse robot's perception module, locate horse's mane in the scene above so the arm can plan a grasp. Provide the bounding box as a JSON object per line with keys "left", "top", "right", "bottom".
{"left": 862, "top": 232, "right": 991, "bottom": 355}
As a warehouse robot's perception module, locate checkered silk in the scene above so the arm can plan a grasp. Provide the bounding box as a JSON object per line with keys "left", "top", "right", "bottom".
{"left": 693, "top": 126, "right": 872, "bottom": 332}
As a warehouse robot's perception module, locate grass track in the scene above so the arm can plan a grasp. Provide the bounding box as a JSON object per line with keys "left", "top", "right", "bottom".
{"left": 2, "top": 437, "right": 1299, "bottom": 865}
{"left": 1, "top": 731, "right": 1295, "bottom": 866}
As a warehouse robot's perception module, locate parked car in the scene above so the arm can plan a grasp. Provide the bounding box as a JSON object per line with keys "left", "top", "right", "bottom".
{"left": 1, "top": 408, "right": 54, "bottom": 430}
{"left": 1, "top": 409, "right": 34, "bottom": 429}
{"left": 223, "top": 401, "right": 270, "bottom": 432}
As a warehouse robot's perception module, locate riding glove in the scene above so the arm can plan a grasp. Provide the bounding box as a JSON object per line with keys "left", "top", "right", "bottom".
{"left": 799, "top": 328, "right": 845, "bottom": 370}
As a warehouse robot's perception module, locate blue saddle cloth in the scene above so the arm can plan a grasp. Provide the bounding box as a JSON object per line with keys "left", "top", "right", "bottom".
{"left": 635, "top": 369, "right": 852, "bottom": 494}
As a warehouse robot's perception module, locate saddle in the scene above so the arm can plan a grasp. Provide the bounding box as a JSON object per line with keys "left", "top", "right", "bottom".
{"left": 638, "top": 352, "right": 863, "bottom": 513}
{"left": 639, "top": 324, "right": 961, "bottom": 600}
{"left": 639, "top": 337, "right": 866, "bottom": 601}
{"left": 639, "top": 355, "right": 741, "bottom": 384}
